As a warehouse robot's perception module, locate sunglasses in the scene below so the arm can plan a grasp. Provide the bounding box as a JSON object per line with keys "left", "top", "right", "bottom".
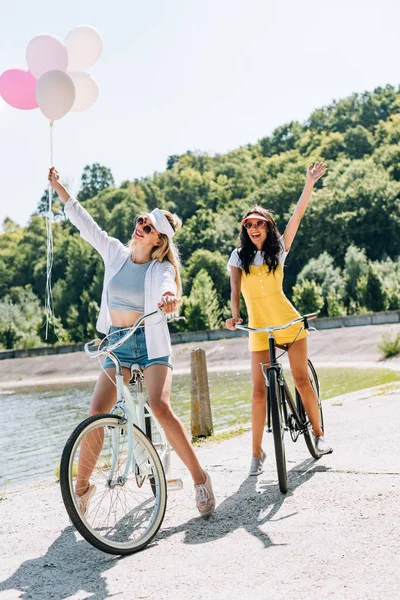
{"left": 136, "top": 216, "right": 155, "bottom": 235}
{"left": 243, "top": 220, "right": 267, "bottom": 230}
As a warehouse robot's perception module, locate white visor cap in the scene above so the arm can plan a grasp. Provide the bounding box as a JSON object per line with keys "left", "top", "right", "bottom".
{"left": 147, "top": 208, "right": 175, "bottom": 239}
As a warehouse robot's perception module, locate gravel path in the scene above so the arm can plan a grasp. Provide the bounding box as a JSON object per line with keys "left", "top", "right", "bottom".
{"left": 0, "top": 385, "right": 399, "bottom": 600}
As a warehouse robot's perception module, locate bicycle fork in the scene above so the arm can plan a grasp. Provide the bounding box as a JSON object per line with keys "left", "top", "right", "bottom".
{"left": 107, "top": 376, "right": 153, "bottom": 487}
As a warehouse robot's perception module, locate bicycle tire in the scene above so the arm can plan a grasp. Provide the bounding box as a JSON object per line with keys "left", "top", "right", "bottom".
{"left": 296, "top": 359, "right": 325, "bottom": 459}
{"left": 60, "top": 414, "right": 167, "bottom": 555}
{"left": 268, "top": 370, "right": 288, "bottom": 494}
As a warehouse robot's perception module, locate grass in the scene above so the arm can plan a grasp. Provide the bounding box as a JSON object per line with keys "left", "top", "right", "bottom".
{"left": 0, "top": 480, "right": 10, "bottom": 500}
{"left": 172, "top": 367, "right": 400, "bottom": 433}
{"left": 192, "top": 425, "right": 249, "bottom": 445}
{"left": 377, "top": 332, "right": 400, "bottom": 358}
{"left": 283, "top": 367, "right": 400, "bottom": 401}
{"left": 53, "top": 461, "right": 78, "bottom": 481}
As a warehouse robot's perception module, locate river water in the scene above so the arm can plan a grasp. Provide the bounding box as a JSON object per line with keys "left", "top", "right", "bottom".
{"left": 0, "top": 370, "right": 253, "bottom": 489}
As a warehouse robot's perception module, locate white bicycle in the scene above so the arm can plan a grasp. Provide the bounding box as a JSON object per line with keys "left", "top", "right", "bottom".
{"left": 60, "top": 310, "right": 183, "bottom": 555}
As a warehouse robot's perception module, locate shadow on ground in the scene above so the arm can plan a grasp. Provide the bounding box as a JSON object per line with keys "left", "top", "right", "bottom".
{"left": 0, "top": 526, "right": 118, "bottom": 600}
{"left": 160, "top": 459, "right": 329, "bottom": 548}
{"left": 0, "top": 460, "right": 329, "bottom": 599}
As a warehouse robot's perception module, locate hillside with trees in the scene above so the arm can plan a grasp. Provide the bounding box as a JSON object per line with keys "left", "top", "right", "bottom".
{"left": 1, "top": 85, "right": 400, "bottom": 348}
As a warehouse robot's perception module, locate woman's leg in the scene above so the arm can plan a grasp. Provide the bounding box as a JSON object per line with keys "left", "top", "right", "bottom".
{"left": 250, "top": 350, "right": 270, "bottom": 458}
{"left": 75, "top": 367, "right": 131, "bottom": 495}
{"left": 287, "top": 338, "right": 323, "bottom": 437}
{"left": 143, "top": 364, "right": 206, "bottom": 486}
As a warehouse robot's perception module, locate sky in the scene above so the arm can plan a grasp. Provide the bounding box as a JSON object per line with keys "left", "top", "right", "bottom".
{"left": 1, "top": 0, "right": 400, "bottom": 226}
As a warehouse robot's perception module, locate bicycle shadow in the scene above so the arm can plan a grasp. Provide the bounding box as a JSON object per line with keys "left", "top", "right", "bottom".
{"left": 0, "top": 525, "right": 119, "bottom": 600}
{"left": 159, "top": 459, "right": 330, "bottom": 549}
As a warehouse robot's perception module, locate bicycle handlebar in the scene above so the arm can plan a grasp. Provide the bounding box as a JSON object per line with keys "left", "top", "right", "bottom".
{"left": 234, "top": 312, "right": 317, "bottom": 334}
{"left": 84, "top": 309, "right": 185, "bottom": 358}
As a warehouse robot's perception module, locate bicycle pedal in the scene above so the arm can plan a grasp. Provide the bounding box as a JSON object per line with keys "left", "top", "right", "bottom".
{"left": 167, "top": 478, "right": 183, "bottom": 492}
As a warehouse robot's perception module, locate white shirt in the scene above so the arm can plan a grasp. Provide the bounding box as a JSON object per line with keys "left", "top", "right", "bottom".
{"left": 227, "top": 235, "right": 289, "bottom": 272}
{"left": 64, "top": 198, "right": 177, "bottom": 359}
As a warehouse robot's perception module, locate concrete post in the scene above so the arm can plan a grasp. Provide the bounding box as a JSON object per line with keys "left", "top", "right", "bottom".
{"left": 191, "top": 348, "right": 213, "bottom": 438}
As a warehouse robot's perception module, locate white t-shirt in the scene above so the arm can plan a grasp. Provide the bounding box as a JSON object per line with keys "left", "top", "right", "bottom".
{"left": 227, "top": 235, "right": 289, "bottom": 272}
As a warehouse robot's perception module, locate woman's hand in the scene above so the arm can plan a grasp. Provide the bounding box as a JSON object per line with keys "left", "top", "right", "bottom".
{"left": 47, "top": 167, "right": 70, "bottom": 204}
{"left": 158, "top": 293, "right": 178, "bottom": 314}
{"left": 225, "top": 317, "right": 243, "bottom": 331}
{"left": 48, "top": 167, "right": 61, "bottom": 190}
{"left": 306, "top": 162, "right": 327, "bottom": 185}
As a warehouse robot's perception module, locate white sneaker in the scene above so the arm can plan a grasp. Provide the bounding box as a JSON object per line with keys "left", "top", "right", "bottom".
{"left": 75, "top": 483, "right": 96, "bottom": 517}
{"left": 195, "top": 471, "right": 215, "bottom": 518}
{"left": 316, "top": 436, "right": 333, "bottom": 455}
{"left": 249, "top": 450, "right": 267, "bottom": 476}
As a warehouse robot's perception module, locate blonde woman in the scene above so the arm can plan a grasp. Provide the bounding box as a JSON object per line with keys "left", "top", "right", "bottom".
{"left": 49, "top": 167, "right": 215, "bottom": 518}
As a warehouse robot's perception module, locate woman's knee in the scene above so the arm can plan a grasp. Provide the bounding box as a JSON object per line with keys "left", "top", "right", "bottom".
{"left": 88, "top": 395, "right": 115, "bottom": 417}
{"left": 292, "top": 373, "right": 310, "bottom": 392}
{"left": 150, "top": 398, "right": 174, "bottom": 422}
{"left": 252, "top": 387, "right": 266, "bottom": 405}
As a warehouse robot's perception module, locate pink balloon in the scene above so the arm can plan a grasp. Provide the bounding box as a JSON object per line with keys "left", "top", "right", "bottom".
{"left": 0, "top": 69, "right": 38, "bottom": 110}
{"left": 26, "top": 35, "right": 68, "bottom": 80}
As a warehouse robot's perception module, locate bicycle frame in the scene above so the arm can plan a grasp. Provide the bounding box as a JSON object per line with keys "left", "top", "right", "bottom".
{"left": 236, "top": 313, "right": 317, "bottom": 439}
{"left": 84, "top": 309, "right": 179, "bottom": 489}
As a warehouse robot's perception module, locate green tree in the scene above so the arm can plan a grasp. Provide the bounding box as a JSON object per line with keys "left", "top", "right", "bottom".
{"left": 0, "top": 287, "right": 43, "bottom": 349}
{"left": 184, "top": 249, "right": 230, "bottom": 304}
{"left": 296, "top": 252, "right": 346, "bottom": 315}
{"left": 343, "top": 245, "right": 369, "bottom": 309}
{"left": 35, "top": 188, "right": 64, "bottom": 218}
{"left": 292, "top": 280, "right": 324, "bottom": 315}
{"left": 362, "top": 265, "right": 387, "bottom": 312}
{"left": 344, "top": 125, "right": 374, "bottom": 159}
{"left": 183, "top": 270, "right": 222, "bottom": 331}
{"left": 77, "top": 163, "right": 115, "bottom": 203}
{"left": 0, "top": 322, "right": 21, "bottom": 350}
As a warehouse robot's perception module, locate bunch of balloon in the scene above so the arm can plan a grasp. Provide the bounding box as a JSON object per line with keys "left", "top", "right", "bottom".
{"left": 0, "top": 26, "right": 103, "bottom": 338}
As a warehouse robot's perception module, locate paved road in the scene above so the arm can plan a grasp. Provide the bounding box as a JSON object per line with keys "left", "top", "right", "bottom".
{"left": 0, "top": 386, "right": 399, "bottom": 600}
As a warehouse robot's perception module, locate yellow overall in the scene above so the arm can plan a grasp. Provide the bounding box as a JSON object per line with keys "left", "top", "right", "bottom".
{"left": 241, "top": 263, "right": 308, "bottom": 351}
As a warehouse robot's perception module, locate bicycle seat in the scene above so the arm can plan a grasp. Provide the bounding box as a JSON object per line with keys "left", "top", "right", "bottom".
{"left": 129, "top": 363, "right": 144, "bottom": 384}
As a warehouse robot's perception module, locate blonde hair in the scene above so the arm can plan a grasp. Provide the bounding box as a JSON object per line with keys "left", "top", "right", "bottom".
{"left": 130, "top": 210, "right": 182, "bottom": 298}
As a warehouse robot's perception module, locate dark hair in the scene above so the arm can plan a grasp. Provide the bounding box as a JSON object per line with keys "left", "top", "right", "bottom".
{"left": 238, "top": 205, "right": 282, "bottom": 275}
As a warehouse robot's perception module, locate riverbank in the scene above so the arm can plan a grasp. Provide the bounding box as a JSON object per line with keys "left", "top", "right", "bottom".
{"left": 0, "top": 385, "right": 399, "bottom": 600}
{"left": 1, "top": 323, "right": 400, "bottom": 391}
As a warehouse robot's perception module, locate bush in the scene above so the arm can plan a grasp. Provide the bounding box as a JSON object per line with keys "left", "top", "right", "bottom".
{"left": 292, "top": 280, "right": 324, "bottom": 315}
{"left": 326, "top": 289, "right": 347, "bottom": 317}
{"left": 296, "top": 252, "right": 346, "bottom": 315}
{"left": 378, "top": 332, "right": 400, "bottom": 358}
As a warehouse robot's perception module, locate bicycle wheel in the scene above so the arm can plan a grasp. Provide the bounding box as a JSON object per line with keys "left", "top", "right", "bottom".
{"left": 268, "top": 370, "right": 287, "bottom": 494}
{"left": 296, "top": 359, "right": 325, "bottom": 459}
{"left": 60, "top": 414, "right": 167, "bottom": 555}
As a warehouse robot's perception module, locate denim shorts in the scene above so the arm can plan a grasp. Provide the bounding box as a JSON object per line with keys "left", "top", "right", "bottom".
{"left": 102, "top": 326, "right": 173, "bottom": 371}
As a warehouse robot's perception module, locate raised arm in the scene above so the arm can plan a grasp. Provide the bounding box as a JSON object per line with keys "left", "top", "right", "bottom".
{"left": 48, "top": 167, "right": 123, "bottom": 262}
{"left": 283, "top": 162, "right": 327, "bottom": 252}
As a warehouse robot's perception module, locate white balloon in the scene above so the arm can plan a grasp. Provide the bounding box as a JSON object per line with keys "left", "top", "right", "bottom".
{"left": 26, "top": 35, "right": 68, "bottom": 79}
{"left": 69, "top": 72, "right": 99, "bottom": 112}
{"left": 36, "top": 70, "right": 75, "bottom": 121}
{"left": 65, "top": 26, "right": 103, "bottom": 72}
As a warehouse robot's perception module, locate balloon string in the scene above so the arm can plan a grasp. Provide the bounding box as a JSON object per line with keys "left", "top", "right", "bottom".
{"left": 45, "top": 121, "right": 55, "bottom": 340}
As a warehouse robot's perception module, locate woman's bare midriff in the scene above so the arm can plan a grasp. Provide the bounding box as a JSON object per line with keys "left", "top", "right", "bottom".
{"left": 109, "top": 309, "right": 144, "bottom": 327}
